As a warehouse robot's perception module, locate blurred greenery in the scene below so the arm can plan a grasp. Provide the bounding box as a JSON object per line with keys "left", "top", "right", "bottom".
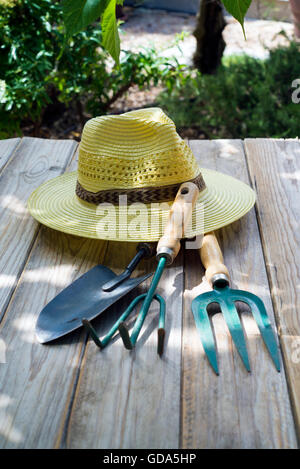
{"left": 61, "top": 0, "right": 252, "bottom": 65}
{"left": 0, "top": 0, "right": 187, "bottom": 137}
{"left": 1, "top": 1, "right": 299, "bottom": 140}
{"left": 157, "top": 42, "right": 300, "bottom": 139}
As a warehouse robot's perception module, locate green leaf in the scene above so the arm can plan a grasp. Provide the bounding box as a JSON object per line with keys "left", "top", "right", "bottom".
{"left": 101, "top": 0, "right": 120, "bottom": 66}
{"left": 63, "top": 0, "right": 109, "bottom": 37}
{"left": 221, "top": 0, "right": 251, "bottom": 36}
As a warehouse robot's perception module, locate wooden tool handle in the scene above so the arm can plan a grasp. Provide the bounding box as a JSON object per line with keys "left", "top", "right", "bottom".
{"left": 157, "top": 182, "right": 199, "bottom": 265}
{"left": 200, "top": 232, "right": 230, "bottom": 286}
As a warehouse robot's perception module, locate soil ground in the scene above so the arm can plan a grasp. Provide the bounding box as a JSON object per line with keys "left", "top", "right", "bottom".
{"left": 22, "top": 7, "right": 295, "bottom": 140}
{"left": 120, "top": 7, "right": 294, "bottom": 61}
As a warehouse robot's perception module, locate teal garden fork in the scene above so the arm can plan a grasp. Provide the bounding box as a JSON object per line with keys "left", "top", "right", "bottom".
{"left": 192, "top": 232, "right": 281, "bottom": 374}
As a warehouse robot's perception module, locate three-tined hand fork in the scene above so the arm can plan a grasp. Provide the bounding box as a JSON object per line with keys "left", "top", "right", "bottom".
{"left": 192, "top": 232, "right": 281, "bottom": 374}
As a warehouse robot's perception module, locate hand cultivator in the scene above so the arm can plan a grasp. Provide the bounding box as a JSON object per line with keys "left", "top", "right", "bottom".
{"left": 84, "top": 181, "right": 200, "bottom": 354}
{"left": 82, "top": 293, "right": 166, "bottom": 354}
{"left": 36, "top": 242, "right": 155, "bottom": 343}
{"left": 192, "top": 232, "right": 281, "bottom": 374}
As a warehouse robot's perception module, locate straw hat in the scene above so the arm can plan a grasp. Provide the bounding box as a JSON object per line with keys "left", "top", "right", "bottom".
{"left": 28, "top": 108, "right": 255, "bottom": 241}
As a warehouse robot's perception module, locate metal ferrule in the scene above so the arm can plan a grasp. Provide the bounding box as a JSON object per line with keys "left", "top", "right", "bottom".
{"left": 156, "top": 247, "right": 174, "bottom": 265}
{"left": 211, "top": 273, "right": 230, "bottom": 288}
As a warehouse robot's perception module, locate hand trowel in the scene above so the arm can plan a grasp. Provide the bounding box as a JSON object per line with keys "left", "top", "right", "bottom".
{"left": 36, "top": 243, "right": 155, "bottom": 343}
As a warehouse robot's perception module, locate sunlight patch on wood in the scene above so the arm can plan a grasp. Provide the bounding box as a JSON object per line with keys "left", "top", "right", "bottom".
{"left": 0, "top": 395, "right": 23, "bottom": 445}
{"left": 0, "top": 195, "right": 28, "bottom": 215}
{"left": 0, "top": 274, "right": 16, "bottom": 289}
{"left": 23, "top": 265, "right": 74, "bottom": 287}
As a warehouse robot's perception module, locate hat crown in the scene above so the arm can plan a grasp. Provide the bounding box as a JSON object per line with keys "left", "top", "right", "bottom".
{"left": 77, "top": 108, "right": 200, "bottom": 193}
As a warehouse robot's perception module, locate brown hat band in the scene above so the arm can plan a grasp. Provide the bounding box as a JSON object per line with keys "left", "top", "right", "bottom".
{"left": 76, "top": 173, "right": 206, "bottom": 205}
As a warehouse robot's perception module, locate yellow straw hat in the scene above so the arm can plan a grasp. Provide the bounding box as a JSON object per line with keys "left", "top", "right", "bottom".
{"left": 28, "top": 108, "right": 255, "bottom": 241}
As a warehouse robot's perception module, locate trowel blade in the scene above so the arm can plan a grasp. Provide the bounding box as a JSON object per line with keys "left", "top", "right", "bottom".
{"left": 36, "top": 264, "right": 152, "bottom": 343}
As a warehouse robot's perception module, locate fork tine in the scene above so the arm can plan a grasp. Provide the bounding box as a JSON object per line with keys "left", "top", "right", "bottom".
{"left": 239, "top": 293, "right": 281, "bottom": 372}
{"left": 118, "top": 322, "right": 134, "bottom": 349}
{"left": 192, "top": 299, "right": 219, "bottom": 375}
{"left": 156, "top": 293, "right": 166, "bottom": 356}
{"left": 82, "top": 318, "right": 104, "bottom": 348}
{"left": 222, "top": 300, "right": 251, "bottom": 372}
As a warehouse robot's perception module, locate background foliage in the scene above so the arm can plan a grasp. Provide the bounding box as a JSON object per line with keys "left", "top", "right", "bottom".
{"left": 62, "top": 0, "right": 252, "bottom": 64}
{"left": 0, "top": 0, "right": 299, "bottom": 140}
{"left": 157, "top": 42, "right": 300, "bottom": 139}
{"left": 0, "top": 0, "right": 186, "bottom": 137}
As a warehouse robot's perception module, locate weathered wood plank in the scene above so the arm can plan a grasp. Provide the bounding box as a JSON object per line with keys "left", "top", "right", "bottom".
{"left": 53, "top": 141, "right": 183, "bottom": 448}
{"left": 244, "top": 138, "right": 300, "bottom": 440}
{"left": 1, "top": 137, "right": 298, "bottom": 449}
{"left": 0, "top": 141, "right": 110, "bottom": 448}
{"left": 0, "top": 137, "right": 77, "bottom": 320}
{"left": 181, "top": 140, "right": 297, "bottom": 448}
{"left": 0, "top": 138, "right": 21, "bottom": 173}
{"left": 64, "top": 243, "right": 184, "bottom": 448}
{"left": 0, "top": 227, "right": 108, "bottom": 448}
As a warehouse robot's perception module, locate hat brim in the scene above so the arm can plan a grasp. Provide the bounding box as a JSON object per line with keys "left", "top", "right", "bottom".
{"left": 27, "top": 169, "right": 255, "bottom": 241}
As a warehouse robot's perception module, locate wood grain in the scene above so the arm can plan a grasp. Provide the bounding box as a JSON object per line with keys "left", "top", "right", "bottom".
{"left": 181, "top": 139, "right": 297, "bottom": 448}
{"left": 64, "top": 243, "right": 184, "bottom": 449}
{"left": 0, "top": 138, "right": 105, "bottom": 448}
{"left": 61, "top": 144, "right": 183, "bottom": 448}
{"left": 0, "top": 138, "right": 20, "bottom": 173}
{"left": 245, "top": 138, "right": 300, "bottom": 440}
{"left": 0, "top": 227, "right": 108, "bottom": 448}
{"left": 0, "top": 137, "right": 77, "bottom": 321}
{"left": 0, "top": 137, "right": 298, "bottom": 449}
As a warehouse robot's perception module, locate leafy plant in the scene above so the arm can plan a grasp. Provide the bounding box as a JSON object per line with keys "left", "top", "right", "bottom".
{"left": 0, "top": 0, "right": 191, "bottom": 137}
{"left": 222, "top": 0, "right": 251, "bottom": 37}
{"left": 0, "top": 0, "right": 61, "bottom": 136}
{"left": 157, "top": 42, "right": 300, "bottom": 139}
{"left": 54, "top": 42, "right": 188, "bottom": 117}
{"left": 62, "top": 0, "right": 253, "bottom": 64}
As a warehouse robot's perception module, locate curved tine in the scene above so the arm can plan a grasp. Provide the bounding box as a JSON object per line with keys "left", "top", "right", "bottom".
{"left": 82, "top": 319, "right": 104, "bottom": 349}
{"left": 118, "top": 322, "right": 133, "bottom": 350}
{"left": 192, "top": 298, "right": 219, "bottom": 375}
{"left": 236, "top": 293, "right": 281, "bottom": 372}
{"left": 119, "top": 293, "right": 166, "bottom": 353}
{"left": 82, "top": 294, "right": 147, "bottom": 350}
{"left": 155, "top": 294, "right": 166, "bottom": 330}
{"left": 119, "top": 257, "right": 167, "bottom": 349}
{"left": 118, "top": 293, "right": 149, "bottom": 349}
{"left": 222, "top": 300, "right": 251, "bottom": 372}
{"left": 157, "top": 329, "right": 165, "bottom": 356}
{"left": 154, "top": 294, "right": 166, "bottom": 356}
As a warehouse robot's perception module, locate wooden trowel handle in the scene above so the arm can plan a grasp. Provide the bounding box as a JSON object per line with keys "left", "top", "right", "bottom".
{"left": 157, "top": 182, "right": 199, "bottom": 265}
{"left": 200, "top": 232, "right": 230, "bottom": 287}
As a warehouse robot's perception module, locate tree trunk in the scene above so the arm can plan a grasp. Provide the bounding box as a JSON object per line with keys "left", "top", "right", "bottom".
{"left": 193, "top": 0, "right": 226, "bottom": 74}
{"left": 289, "top": 0, "right": 300, "bottom": 38}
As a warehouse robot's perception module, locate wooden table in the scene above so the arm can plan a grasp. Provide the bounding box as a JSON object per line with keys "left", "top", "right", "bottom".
{"left": 0, "top": 137, "right": 299, "bottom": 449}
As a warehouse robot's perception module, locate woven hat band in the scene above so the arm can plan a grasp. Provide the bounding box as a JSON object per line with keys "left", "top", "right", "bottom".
{"left": 75, "top": 173, "right": 206, "bottom": 205}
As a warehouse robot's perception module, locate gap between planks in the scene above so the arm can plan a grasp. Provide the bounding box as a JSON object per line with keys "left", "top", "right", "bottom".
{"left": 0, "top": 138, "right": 78, "bottom": 323}
{"left": 61, "top": 243, "right": 184, "bottom": 449}
{"left": 181, "top": 139, "right": 297, "bottom": 448}
{"left": 56, "top": 240, "right": 111, "bottom": 448}
{"left": 1, "top": 137, "right": 298, "bottom": 449}
{"left": 244, "top": 138, "right": 300, "bottom": 444}
{"left": 0, "top": 138, "right": 97, "bottom": 448}
{"left": 0, "top": 138, "right": 21, "bottom": 175}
